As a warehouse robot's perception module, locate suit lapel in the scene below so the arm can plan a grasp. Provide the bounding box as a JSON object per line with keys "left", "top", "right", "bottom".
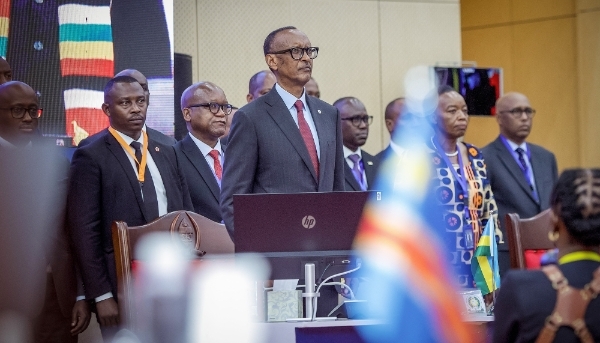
{"left": 306, "top": 96, "right": 328, "bottom": 184}
{"left": 362, "top": 152, "right": 378, "bottom": 189}
{"left": 181, "top": 135, "right": 220, "bottom": 202}
{"left": 492, "top": 137, "right": 538, "bottom": 203}
{"left": 344, "top": 161, "right": 361, "bottom": 191}
{"left": 263, "top": 89, "right": 318, "bottom": 182}
{"left": 105, "top": 133, "right": 148, "bottom": 221}
{"left": 529, "top": 145, "right": 548, "bottom": 205}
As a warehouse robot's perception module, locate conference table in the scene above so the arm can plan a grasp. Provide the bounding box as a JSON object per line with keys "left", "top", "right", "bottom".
{"left": 258, "top": 314, "right": 493, "bottom": 343}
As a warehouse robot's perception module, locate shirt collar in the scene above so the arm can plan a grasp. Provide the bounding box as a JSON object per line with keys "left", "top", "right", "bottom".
{"left": 188, "top": 132, "right": 222, "bottom": 157}
{"left": 0, "top": 135, "right": 16, "bottom": 148}
{"left": 112, "top": 127, "right": 144, "bottom": 146}
{"left": 502, "top": 135, "right": 528, "bottom": 152}
{"left": 343, "top": 145, "right": 362, "bottom": 159}
{"left": 389, "top": 140, "right": 408, "bottom": 155}
{"left": 0, "top": 135, "right": 33, "bottom": 149}
{"left": 275, "top": 83, "right": 307, "bottom": 110}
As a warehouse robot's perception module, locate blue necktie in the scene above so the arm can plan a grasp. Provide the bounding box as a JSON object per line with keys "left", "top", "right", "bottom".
{"left": 515, "top": 147, "right": 538, "bottom": 202}
{"left": 349, "top": 154, "right": 366, "bottom": 191}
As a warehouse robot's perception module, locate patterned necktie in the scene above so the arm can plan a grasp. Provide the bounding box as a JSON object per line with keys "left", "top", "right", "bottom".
{"left": 208, "top": 149, "right": 222, "bottom": 181}
{"left": 515, "top": 147, "right": 539, "bottom": 201}
{"left": 348, "top": 154, "right": 366, "bottom": 191}
{"left": 130, "top": 141, "right": 159, "bottom": 220}
{"left": 294, "top": 100, "right": 319, "bottom": 178}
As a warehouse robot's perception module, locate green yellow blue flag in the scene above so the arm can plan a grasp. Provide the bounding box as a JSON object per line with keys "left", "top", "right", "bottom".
{"left": 471, "top": 218, "right": 501, "bottom": 295}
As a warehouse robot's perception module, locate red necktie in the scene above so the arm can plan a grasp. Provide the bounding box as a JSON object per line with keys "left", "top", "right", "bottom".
{"left": 294, "top": 100, "right": 319, "bottom": 178}
{"left": 208, "top": 150, "right": 222, "bottom": 181}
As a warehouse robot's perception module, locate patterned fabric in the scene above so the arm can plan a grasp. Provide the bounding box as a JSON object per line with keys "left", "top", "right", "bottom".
{"left": 58, "top": 1, "right": 112, "bottom": 145}
{"left": 430, "top": 141, "right": 498, "bottom": 289}
{"left": 0, "top": 2, "right": 9, "bottom": 58}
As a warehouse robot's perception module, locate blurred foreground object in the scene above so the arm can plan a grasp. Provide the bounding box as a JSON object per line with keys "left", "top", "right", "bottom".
{"left": 0, "top": 144, "right": 67, "bottom": 341}
{"left": 353, "top": 66, "right": 477, "bottom": 343}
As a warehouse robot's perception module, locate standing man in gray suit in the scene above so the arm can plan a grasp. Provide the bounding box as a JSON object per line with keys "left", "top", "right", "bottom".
{"left": 333, "top": 97, "right": 379, "bottom": 191}
{"left": 482, "top": 92, "right": 558, "bottom": 276}
{"left": 175, "top": 81, "right": 232, "bottom": 223}
{"left": 221, "top": 26, "right": 345, "bottom": 237}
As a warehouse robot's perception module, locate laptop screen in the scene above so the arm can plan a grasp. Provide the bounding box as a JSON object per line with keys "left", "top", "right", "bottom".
{"left": 234, "top": 191, "right": 378, "bottom": 253}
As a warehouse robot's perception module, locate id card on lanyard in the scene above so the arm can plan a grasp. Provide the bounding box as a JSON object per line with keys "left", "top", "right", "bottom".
{"left": 433, "top": 137, "right": 477, "bottom": 250}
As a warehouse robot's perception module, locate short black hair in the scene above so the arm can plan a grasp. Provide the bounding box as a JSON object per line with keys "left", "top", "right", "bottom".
{"left": 551, "top": 168, "right": 600, "bottom": 246}
{"left": 248, "top": 70, "right": 269, "bottom": 94}
{"left": 263, "top": 26, "right": 297, "bottom": 55}
{"left": 103, "top": 75, "right": 140, "bottom": 101}
{"left": 437, "top": 85, "right": 456, "bottom": 96}
{"left": 384, "top": 97, "right": 405, "bottom": 121}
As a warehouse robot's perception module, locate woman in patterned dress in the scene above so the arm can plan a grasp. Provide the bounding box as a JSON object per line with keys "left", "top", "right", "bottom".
{"left": 429, "top": 85, "right": 499, "bottom": 294}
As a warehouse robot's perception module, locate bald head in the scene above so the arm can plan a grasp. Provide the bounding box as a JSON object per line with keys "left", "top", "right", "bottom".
{"left": 495, "top": 92, "right": 534, "bottom": 144}
{"left": 0, "top": 58, "right": 12, "bottom": 85}
{"left": 247, "top": 70, "right": 276, "bottom": 103}
{"left": 181, "top": 81, "right": 229, "bottom": 147}
{"left": 0, "top": 81, "right": 39, "bottom": 146}
{"left": 115, "top": 69, "right": 149, "bottom": 103}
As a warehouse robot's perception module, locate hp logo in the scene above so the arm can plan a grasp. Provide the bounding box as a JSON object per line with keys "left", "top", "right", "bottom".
{"left": 302, "top": 215, "right": 316, "bottom": 229}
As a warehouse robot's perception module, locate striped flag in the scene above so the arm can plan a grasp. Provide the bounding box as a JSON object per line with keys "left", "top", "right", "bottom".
{"left": 471, "top": 218, "right": 501, "bottom": 295}
{"left": 58, "top": 2, "right": 113, "bottom": 144}
{"left": 0, "top": 1, "right": 10, "bottom": 59}
{"left": 353, "top": 67, "right": 477, "bottom": 343}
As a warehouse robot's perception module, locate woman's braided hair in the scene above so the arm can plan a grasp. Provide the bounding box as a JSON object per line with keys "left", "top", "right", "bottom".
{"left": 550, "top": 168, "right": 600, "bottom": 246}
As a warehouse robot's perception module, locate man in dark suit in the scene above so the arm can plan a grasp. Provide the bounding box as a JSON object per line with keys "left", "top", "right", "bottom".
{"left": 221, "top": 26, "right": 345, "bottom": 237}
{"left": 333, "top": 97, "right": 379, "bottom": 191}
{"left": 482, "top": 92, "right": 558, "bottom": 276}
{"left": 68, "top": 76, "right": 192, "bottom": 338}
{"left": 175, "top": 82, "right": 232, "bottom": 222}
{"left": 0, "top": 81, "right": 90, "bottom": 342}
{"left": 78, "top": 69, "right": 176, "bottom": 147}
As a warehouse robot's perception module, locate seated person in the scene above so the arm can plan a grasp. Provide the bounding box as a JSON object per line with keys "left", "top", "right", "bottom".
{"left": 494, "top": 168, "right": 600, "bottom": 343}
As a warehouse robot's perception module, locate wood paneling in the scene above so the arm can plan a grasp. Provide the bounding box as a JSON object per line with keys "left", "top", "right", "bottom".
{"left": 577, "top": 6, "right": 600, "bottom": 167}
{"left": 511, "top": 0, "right": 575, "bottom": 22}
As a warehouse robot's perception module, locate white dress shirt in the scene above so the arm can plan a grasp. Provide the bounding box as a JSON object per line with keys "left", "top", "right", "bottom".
{"left": 188, "top": 132, "right": 224, "bottom": 185}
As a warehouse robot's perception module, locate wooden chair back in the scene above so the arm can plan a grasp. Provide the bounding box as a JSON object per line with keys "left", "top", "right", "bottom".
{"left": 505, "top": 209, "right": 554, "bottom": 269}
{"left": 111, "top": 210, "right": 234, "bottom": 325}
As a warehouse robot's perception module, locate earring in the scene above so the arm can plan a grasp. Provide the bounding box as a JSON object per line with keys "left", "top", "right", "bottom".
{"left": 548, "top": 231, "right": 559, "bottom": 242}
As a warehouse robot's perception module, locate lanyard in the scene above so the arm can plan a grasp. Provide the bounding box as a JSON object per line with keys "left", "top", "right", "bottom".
{"left": 108, "top": 127, "right": 148, "bottom": 183}
{"left": 559, "top": 251, "right": 600, "bottom": 265}
{"left": 431, "top": 136, "right": 468, "bottom": 199}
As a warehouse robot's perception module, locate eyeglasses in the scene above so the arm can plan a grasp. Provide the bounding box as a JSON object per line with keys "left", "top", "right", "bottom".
{"left": 499, "top": 107, "right": 536, "bottom": 118}
{"left": 0, "top": 107, "right": 43, "bottom": 119}
{"left": 341, "top": 115, "right": 373, "bottom": 127}
{"left": 188, "top": 103, "right": 233, "bottom": 115}
{"left": 268, "top": 47, "right": 319, "bottom": 60}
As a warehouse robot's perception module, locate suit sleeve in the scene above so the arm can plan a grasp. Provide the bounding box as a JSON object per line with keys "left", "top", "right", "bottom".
{"left": 493, "top": 272, "right": 521, "bottom": 343}
{"left": 220, "top": 110, "right": 258, "bottom": 239}
{"left": 550, "top": 152, "right": 558, "bottom": 185}
{"left": 332, "top": 107, "right": 345, "bottom": 191}
{"left": 67, "top": 148, "right": 111, "bottom": 299}
{"left": 172, "top": 146, "right": 194, "bottom": 211}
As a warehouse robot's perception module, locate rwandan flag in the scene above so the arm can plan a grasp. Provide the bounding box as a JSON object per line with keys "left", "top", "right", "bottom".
{"left": 353, "top": 67, "right": 477, "bottom": 343}
{"left": 471, "top": 218, "right": 501, "bottom": 295}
